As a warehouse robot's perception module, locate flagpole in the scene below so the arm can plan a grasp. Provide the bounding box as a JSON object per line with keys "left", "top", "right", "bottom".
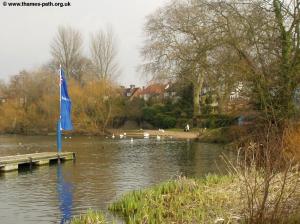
{"left": 59, "top": 64, "right": 62, "bottom": 120}
{"left": 57, "top": 65, "right": 62, "bottom": 153}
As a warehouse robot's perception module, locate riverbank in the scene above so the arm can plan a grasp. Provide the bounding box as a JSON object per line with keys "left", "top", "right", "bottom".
{"left": 1, "top": 127, "right": 237, "bottom": 143}
{"left": 107, "top": 129, "right": 200, "bottom": 140}
{"left": 72, "top": 171, "right": 300, "bottom": 224}
{"left": 109, "top": 174, "right": 300, "bottom": 224}
{"left": 72, "top": 169, "right": 300, "bottom": 224}
{"left": 109, "top": 126, "right": 247, "bottom": 143}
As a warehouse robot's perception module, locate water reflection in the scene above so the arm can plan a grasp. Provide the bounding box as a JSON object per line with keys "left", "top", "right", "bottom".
{"left": 57, "top": 164, "right": 73, "bottom": 224}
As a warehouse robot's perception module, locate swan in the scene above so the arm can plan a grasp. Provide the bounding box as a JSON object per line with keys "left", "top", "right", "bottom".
{"left": 112, "top": 134, "right": 115, "bottom": 139}
{"left": 144, "top": 132, "right": 150, "bottom": 138}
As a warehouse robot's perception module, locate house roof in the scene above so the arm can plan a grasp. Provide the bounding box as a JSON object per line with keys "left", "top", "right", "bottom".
{"left": 137, "top": 83, "right": 170, "bottom": 96}
{"left": 124, "top": 87, "right": 140, "bottom": 97}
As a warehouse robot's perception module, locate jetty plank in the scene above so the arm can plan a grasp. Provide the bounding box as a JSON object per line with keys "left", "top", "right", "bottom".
{"left": 0, "top": 152, "right": 75, "bottom": 172}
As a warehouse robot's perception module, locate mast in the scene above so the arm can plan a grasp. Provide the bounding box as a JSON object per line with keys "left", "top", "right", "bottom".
{"left": 57, "top": 65, "right": 62, "bottom": 153}
{"left": 59, "top": 64, "right": 62, "bottom": 121}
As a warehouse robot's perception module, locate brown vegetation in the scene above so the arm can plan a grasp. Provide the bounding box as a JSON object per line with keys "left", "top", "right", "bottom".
{"left": 0, "top": 69, "right": 123, "bottom": 135}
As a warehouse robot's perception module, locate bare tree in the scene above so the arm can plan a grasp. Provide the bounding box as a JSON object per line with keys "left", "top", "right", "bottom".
{"left": 212, "top": 0, "right": 300, "bottom": 123}
{"left": 142, "top": 0, "right": 228, "bottom": 118}
{"left": 90, "top": 27, "right": 120, "bottom": 80}
{"left": 50, "top": 26, "right": 83, "bottom": 80}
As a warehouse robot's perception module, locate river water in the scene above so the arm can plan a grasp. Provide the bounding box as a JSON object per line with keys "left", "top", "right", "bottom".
{"left": 0, "top": 135, "right": 233, "bottom": 224}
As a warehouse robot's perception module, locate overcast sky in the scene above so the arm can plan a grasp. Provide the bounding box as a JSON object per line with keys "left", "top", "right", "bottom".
{"left": 0, "top": 0, "right": 167, "bottom": 86}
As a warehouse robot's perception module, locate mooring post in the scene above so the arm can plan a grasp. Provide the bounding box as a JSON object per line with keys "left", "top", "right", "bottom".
{"left": 29, "top": 157, "right": 33, "bottom": 170}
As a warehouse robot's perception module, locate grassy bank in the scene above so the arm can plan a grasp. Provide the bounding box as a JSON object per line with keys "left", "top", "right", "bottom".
{"left": 71, "top": 210, "right": 108, "bottom": 224}
{"left": 108, "top": 129, "right": 199, "bottom": 140}
{"left": 109, "top": 175, "right": 240, "bottom": 224}
{"left": 108, "top": 171, "right": 300, "bottom": 224}
{"left": 72, "top": 168, "right": 300, "bottom": 224}
{"left": 197, "top": 125, "right": 251, "bottom": 144}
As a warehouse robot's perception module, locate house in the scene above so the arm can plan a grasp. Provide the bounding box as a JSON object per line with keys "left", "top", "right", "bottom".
{"left": 122, "top": 85, "right": 141, "bottom": 100}
{"left": 136, "top": 83, "right": 175, "bottom": 101}
{"left": 0, "top": 89, "right": 7, "bottom": 104}
{"left": 230, "top": 82, "right": 244, "bottom": 101}
{"left": 122, "top": 83, "right": 179, "bottom": 102}
{"left": 163, "top": 83, "right": 177, "bottom": 98}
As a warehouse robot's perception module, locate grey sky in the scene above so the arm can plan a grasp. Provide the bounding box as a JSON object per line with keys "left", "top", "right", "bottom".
{"left": 0, "top": 0, "right": 167, "bottom": 86}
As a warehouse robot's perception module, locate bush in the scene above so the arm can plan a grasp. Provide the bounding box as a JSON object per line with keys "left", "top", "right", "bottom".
{"left": 142, "top": 106, "right": 176, "bottom": 129}
{"left": 142, "top": 107, "right": 157, "bottom": 121}
{"left": 176, "top": 118, "right": 191, "bottom": 129}
{"left": 198, "top": 114, "right": 237, "bottom": 128}
{"left": 154, "top": 113, "right": 176, "bottom": 129}
{"left": 161, "top": 115, "right": 176, "bottom": 128}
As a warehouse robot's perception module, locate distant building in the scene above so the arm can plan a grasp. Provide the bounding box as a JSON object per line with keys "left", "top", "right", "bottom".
{"left": 123, "top": 85, "right": 141, "bottom": 101}
{"left": 230, "top": 82, "right": 244, "bottom": 101}
{"left": 122, "top": 83, "right": 178, "bottom": 102}
{"left": 0, "top": 89, "right": 7, "bottom": 104}
{"left": 137, "top": 84, "right": 163, "bottom": 101}
{"left": 136, "top": 83, "right": 177, "bottom": 101}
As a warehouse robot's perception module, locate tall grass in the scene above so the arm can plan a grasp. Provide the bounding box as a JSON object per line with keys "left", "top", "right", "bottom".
{"left": 223, "top": 141, "right": 300, "bottom": 224}
{"left": 110, "top": 175, "right": 242, "bottom": 223}
{"left": 109, "top": 169, "right": 300, "bottom": 224}
{"left": 71, "top": 210, "right": 108, "bottom": 224}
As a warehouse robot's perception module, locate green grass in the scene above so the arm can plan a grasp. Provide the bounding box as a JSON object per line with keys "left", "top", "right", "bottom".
{"left": 108, "top": 172, "right": 300, "bottom": 224}
{"left": 71, "top": 210, "right": 108, "bottom": 224}
{"left": 197, "top": 127, "right": 230, "bottom": 143}
{"left": 108, "top": 175, "right": 242, "bottom": 224}
{"left": 72, "top": 170, "right": 300, "bottom": 224}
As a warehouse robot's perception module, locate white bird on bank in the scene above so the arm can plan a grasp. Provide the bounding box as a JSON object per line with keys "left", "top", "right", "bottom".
{"left": 159, "top": 129, "right": 165, "bottom": 133}
{"left": 112, "top": 134, "right": 115, "bottom": 139}
{"left": 144, "top": 132, "right": 150, "bottom": 138}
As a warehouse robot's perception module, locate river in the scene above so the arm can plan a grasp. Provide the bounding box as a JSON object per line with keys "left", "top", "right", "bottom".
{"left": 0, "top": 135, "right": 233, "bottom": 224}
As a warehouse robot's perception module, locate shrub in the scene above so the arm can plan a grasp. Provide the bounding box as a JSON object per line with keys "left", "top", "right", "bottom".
{"left": 161, "top": 115, "right": 176, "bottom": 128}
{"left": 199, "top": 114, "right": 237, "bottom": 128}
{"left": 142, "top": 107, "right": 157, "bottom": 121}
{"left": 142, "top": 106, "right": 177, "bottom": 129}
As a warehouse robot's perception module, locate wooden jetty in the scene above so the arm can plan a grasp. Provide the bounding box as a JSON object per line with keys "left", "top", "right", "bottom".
{"left": 0, "top": 152, "right": 75, "bottom": 172}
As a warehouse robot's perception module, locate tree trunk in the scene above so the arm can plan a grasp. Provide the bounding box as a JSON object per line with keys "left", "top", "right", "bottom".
{"left": 217, "top": 91, "right": 229, "bottom": 114}
{"left": 193, "top": 76, "right": 204, "bottom": 118}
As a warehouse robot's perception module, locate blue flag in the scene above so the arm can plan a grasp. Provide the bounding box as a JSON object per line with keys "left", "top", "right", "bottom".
{"left": 60, "top": 68, "right": 73, "bottom": 130}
